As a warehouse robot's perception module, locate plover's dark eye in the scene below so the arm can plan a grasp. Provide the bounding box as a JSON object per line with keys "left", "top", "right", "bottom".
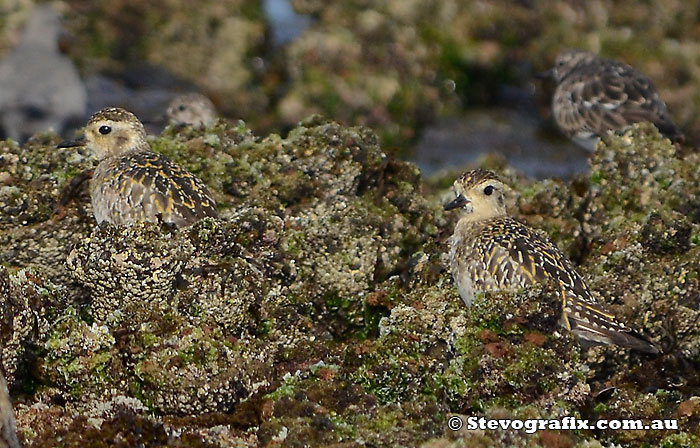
{"left": 484, "top": 185, "right": 494, "bottom": 196}
{"left": 178, "top": 105, "right": 186, "bottom": 111}
{"left": 99, "top": 125, "right": 112, "bottom": 135}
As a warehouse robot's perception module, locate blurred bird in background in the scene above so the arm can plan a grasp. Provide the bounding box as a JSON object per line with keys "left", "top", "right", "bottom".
{"left": 0, "top": 4, "right": 86, "bottom": 143}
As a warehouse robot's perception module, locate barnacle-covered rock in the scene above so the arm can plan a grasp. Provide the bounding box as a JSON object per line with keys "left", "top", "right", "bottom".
{"left": 581, "top": 124, "right": 700, "bottom": 357}
{"left": 0, "top": 136, "right": 95, "bottom": 285}
{"left": 133, "top": 324, "right": 272, "bottom": 415}
{"left": 41, "top": 311, "right": 119, "bottom": 401}
{"left": 0, "top": 267, "right": 56, "bottom": 388}
{"left": 3, "top": 117, "right": 700, "bottom": 446}
{"left": 66, "top": 222, "right": 195, "bottom": 327}
{"left": 358, "top": 279, "right": 584, "bottom": 411}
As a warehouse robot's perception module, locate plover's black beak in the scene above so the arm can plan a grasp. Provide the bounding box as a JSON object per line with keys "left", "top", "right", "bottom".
{"left": 57, "top": 135, "right": 86, "bottom": 148}
{"left": 444, "top": 194, "right": 468, "bottom": 211}
{"left": 534, "top": 68, "right": 554, "bottom": 80}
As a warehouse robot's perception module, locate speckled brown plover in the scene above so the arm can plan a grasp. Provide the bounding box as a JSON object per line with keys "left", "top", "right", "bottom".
{"left": 444, "top": 169, "right": 658, "bottom": 353}
{"left": 538, "top": 49, "right": 684, "bottom": 150}
{"left": 59, "top": 107, "right": 218, "bottom": 227}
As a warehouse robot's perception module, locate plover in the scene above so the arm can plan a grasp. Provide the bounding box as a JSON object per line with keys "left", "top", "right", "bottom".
{"left": 59, "top": 107, "right": 218, "bottom": 227}
{"left": 0, "top": 4, "right": 86, "bottom": 142}
{"left": 166, "top": 93, "right": 217, "bottom": 127}
{"left": 538, "top": 49, "right": 684, "bottom": 150}
{"left": 445, "top": 169, "right": 658, "bottom": 353}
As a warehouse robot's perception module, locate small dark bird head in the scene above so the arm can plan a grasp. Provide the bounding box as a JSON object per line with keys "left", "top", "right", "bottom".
{"left": 537, "top": 49, "right": 596, "bottom": 82}
{"left": 166, "top": 93, "right": 217, "bottom": 127}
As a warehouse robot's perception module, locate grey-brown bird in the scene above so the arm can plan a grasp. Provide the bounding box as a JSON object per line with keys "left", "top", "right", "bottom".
{"left": 59, "top": 107, "right": 218, "bottom": 227}
{"left": 538, "top": 49, "right": 684, "bottom": 150}
{"left": 0, "top": 4, "right": 86, "bottom": 142}
{"left": 166, "top": 93, "right": 218, "bottom": 127}
{"left": 0, "top": 372, "right": 20, "bottom": 448}
{"left": 444, "top": 169, "right": 658, "bottom": 353}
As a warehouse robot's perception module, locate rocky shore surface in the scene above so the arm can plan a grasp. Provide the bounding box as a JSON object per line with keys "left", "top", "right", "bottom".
{"left": 1, "top": 119, "right": 699, "bottom": 447}
{"left": 1, "top": 0, "right": 700, "bottom": 446}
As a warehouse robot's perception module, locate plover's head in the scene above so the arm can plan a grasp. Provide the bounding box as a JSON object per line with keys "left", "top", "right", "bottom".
{"left": 444, "top": 169, "right": 508, "bottom": 221}
{"left": 549, "top": 49, "right": 596, "bottom": 82}
{"left": 82, "top": 107, "right": 148, "bottom": 159}
{"left": 166, "top": 93, "right": 217, "bottom": 127}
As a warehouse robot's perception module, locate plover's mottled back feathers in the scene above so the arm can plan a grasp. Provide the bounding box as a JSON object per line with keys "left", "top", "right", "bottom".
{"left": 543, "top": 50, "right": 684, "bottom": 150}
{"left": 64, "top": 107, "right": 218, "bottom": 227}
{"left": 92, "top": 151, "right": 218, "bottom": 227}
{"left": 446, "top": 169, "right": 658, "bottom": 354}
{"left": 564, "top": 296, "right": 658, "bottom": 354}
